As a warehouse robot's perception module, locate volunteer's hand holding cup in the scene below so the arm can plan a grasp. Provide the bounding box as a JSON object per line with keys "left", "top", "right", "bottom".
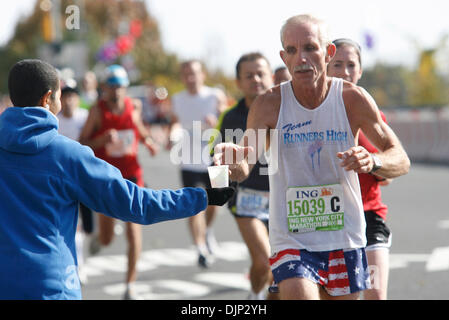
{"left": 203, "top": 142, "right": 252, "bottom": 206}
{"left": 205, "top": 147, "right": 233, "bottom": 206}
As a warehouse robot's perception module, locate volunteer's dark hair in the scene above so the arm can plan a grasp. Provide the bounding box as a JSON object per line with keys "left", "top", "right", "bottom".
{"left": 235, "top": 52, "right": 271, "bottom": 79}
{"left": 8, "top": 59, "right": 59, "bottom": 107}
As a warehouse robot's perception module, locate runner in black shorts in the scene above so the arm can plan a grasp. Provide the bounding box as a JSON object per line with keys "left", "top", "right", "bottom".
{"left": 167, "top": 60, "right": 227, "bottom": 269}
{"left": 181, "top": 170, "right": 212, "bottom": 189}
{"left": 365, "top": 210, "right": 391, "bottom": 248}
{"left": 212, "top": 52, "right": 277, "bottom": 300}
{"left": 328, "top": 38, "right": 393, "bottom": 300}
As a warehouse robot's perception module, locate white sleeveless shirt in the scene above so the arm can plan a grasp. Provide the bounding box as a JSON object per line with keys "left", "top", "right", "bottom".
{"left": 172, "top": 86, "right": 221, "bottom": 172}
{"left": 268, "top": 78, "right": 366, "bottom": 253}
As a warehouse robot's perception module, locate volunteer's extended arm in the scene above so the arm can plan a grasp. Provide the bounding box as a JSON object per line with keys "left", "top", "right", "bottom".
{"left": 71, "top": 145, "right": 233, "bottom": 225}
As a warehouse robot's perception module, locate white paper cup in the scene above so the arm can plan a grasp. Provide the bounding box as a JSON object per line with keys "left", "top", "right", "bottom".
{"left": 207, "top": 165, "right": 229, "bottom": 188}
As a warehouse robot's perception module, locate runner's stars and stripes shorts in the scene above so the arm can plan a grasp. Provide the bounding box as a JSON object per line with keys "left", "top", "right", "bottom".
{"left": 269, "top": 248, "right": 371, "bottom": 296}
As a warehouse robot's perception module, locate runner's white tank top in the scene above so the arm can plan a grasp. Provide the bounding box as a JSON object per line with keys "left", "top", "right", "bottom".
{"left": 268, "top": 78, "right": 366, "bottom": 253}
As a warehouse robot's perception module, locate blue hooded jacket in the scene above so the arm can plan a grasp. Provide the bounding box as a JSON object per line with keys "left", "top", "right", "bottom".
{"left": 0, "top": 107, "right": 208, "bottom": 299}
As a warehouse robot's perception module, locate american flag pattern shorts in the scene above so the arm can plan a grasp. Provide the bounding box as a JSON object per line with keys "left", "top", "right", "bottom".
{"left": 269, "top": 248, "right": 371, "bottom": 296}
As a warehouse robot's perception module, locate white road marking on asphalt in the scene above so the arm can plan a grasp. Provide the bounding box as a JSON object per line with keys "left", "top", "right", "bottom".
{"left": 437, "top": 220, "right": 449, "bottom": 229}
{"left": 103, "top": 280, "right": 211, "bottom": 299}
{"left": 194, "top": 272, "right": 251, "bottom": 291}
{"left": 83, "top": 241, "right": 249, "bottom": 278}
{"left": 426, "top": 246, "right": 449, "bottom": 272}
{"left": 139, "top": 248, "right": 196, "bottom": 268}
{"left": 85, "top": 255, "right": 128, "bottom": 273}
{"left": 83, "top": 241, "right": 249, "bottom": 298}
{"left": 389, "top": 253, "right": 430, "bottom": 269}
{"left": 212, "top": 241, "right": 249, "bottom": 261}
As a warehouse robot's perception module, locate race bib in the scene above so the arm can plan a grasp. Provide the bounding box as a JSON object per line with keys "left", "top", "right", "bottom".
{"left": 286, "top": 183, "right": 344, "bottom": 233}
{"left": 105, "top": 129, "right": 136, "bottom": 157}
{"left": 236, "top": 187, "right": 269, "bottom": 219}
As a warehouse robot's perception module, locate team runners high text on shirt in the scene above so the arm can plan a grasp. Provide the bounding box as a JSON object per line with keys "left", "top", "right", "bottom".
{"left": 283, "top": 128, "right": 349, "bottom": 146}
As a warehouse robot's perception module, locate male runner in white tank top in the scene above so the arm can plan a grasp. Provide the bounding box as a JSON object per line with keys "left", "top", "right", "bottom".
{"left": 213, "top": 14, "right": 410, "bottom": 300}
{"left": 168, "top": 60, "right": 228, "bottom": 269}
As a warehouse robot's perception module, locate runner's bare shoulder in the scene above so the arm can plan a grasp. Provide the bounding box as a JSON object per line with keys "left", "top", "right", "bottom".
{"left": 248, "top": 86, "right": 281, "bottom": 130}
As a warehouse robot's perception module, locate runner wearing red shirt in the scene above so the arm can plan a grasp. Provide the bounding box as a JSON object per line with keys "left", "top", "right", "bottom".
{"left": 79, "top": 65, "right": 158, "bottom": 299}
{"left": 328, "top": 38, "right": 392, "bottom": 300}
{"left": 93, "top": 97, "right": 144, "bottom": 186}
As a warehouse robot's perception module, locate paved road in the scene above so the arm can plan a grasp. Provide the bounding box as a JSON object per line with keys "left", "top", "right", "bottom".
{"left": 80, "top": 147, "right": 449, "bottom": 300}
{"left": 383, "top": 161, "right": 449, "bottom": 300}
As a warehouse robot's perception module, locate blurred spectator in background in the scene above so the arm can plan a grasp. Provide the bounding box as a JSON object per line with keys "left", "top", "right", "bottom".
{"left": 141, "top": 83, "right": 172, "bottom": 146}
{"left": 58, "top": 67, "right": 77, "bottom": 91}
{"left": 274, "top": 66, "right": 292, "bottom": 86}
{"left": 141, "top": 83, "right": 171, "bottom": 126}
{"left": 58, "top": 86, "right": 87, "bottom": 140}
{"left": 57, "top": 85, "right": 94, "bottom": 285}
{"left": 80, "top": 71, "right": 99, "bottom": 110}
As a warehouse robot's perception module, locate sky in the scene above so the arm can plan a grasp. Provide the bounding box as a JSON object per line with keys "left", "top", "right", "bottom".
{"left": 2, "top": 0, "right": 449, "bottom": 76}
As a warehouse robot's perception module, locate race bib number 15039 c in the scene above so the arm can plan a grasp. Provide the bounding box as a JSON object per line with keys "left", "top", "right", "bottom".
{"left": 286, "top": 184, "right": 344, "bottom": 233}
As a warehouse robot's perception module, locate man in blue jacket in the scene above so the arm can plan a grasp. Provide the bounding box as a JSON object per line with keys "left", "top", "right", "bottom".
{"left": 0, "top": 59, "right": 234, "bottom": 300}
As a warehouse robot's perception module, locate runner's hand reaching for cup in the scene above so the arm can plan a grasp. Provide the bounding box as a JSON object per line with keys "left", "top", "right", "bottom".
{"left": 213, "top": 142, "right": 254, "bottom": 182}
